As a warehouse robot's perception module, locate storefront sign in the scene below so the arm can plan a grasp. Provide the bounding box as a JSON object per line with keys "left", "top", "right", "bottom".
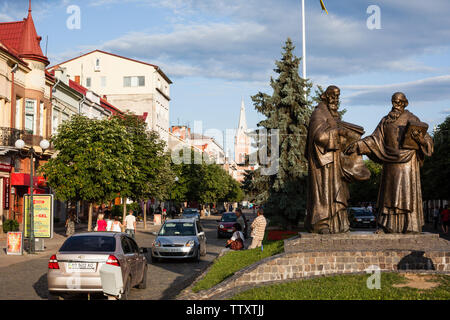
{"left": 3, "top": 177, "right": 9, "bottom": 209}
{"left": 7, "top": 232, "right": 23, "bottom": 255}
{"left": 24, "top": 194, "right": 53, "bottom": 239}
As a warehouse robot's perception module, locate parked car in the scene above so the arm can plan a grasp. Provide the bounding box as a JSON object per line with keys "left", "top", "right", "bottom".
{"left": 348, "top": 207, "right": 376, "bottom": 228}
{"left": 217, "top": 212, "right": 238, "bottom": 238}
{"left": 182, "top": 208, "right": 200, "bottom": 221}
{"left": 47, "top": 232, "right": 148, "bottom": 300}
{"left": 151, "top": 219, "right": 206, "bottom": 262}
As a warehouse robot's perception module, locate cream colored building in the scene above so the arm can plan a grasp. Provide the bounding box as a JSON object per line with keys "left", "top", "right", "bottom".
{"left": 48, "top": 50, "right": 172, "bottom": 144}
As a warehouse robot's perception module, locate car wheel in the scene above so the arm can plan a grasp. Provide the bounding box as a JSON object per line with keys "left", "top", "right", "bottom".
{"left": 193, "top": 248, "right": 200, "bottom": 262}
{"left": 137, "top": 265, "right": 148, "bottom": 289}
{"left": 121, "top": 275, "right": 132, "bottom": 300}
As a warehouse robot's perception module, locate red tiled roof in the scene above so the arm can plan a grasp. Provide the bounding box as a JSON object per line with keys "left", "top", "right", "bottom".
{"left": 0, "top": 5, "right": 49, "bottom": 66}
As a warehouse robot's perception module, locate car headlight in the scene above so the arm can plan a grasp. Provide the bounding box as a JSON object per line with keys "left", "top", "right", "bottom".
{"left": 219, "top": 224, "right": 224, "bottom": 229}
{"left": 185, "top": 240, "right": 195, "bottom": 247}
{"left": 153, "top": 241, "right": 161, "bottom": 247}
{"left": 356, "top": 219, "right": 362, "bottom": 222}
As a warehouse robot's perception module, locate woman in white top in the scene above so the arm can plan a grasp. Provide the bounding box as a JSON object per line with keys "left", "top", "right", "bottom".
{"left": 226, "top": 223, "right": 245, "bottom": 250}
{"left": 111, "top": 216, "right": 123, "bottom": 232}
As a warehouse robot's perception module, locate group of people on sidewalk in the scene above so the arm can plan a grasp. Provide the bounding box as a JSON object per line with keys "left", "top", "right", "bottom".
{"left": 224, "top": 207, "right": 267, "bottom": 252}
{"left": 64, "top": 209, "right": 137, "bottom": 239}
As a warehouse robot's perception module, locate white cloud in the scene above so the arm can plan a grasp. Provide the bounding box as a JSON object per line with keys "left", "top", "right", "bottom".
{"left": 341, "top": 75, "right": 450, "bottom": 106}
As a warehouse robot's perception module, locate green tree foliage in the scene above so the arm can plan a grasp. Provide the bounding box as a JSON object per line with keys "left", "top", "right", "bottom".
{"left": 250, "top": 38, "right": 312, "bottom": 228}
{"left": 112, "top": 113, "right": 173, "bottom": 202}
{"left": 348, "top": 160, "right": 382, "bottom": 205}
{"left": 171, "top": 150, "right": 243, "bottom": 206}
{"left": 422, "top": 116, "right": 450, "bottom": 200}
{"left": 40, "top": 115, "right": 135, "bottom": 203}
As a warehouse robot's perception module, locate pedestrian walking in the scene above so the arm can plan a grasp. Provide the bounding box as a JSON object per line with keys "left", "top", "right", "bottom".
{"left": 440, "top": 205, "right": 450, "bottom": 234}
{"left": 249, "top": 207, "right": 267, "bottom": 249}
{"left": 433, "top": 206, "right": 440, "bottom": 230}
{"left": 65, "top": 211, "right": 76, "bottom": 237}
{"left": 105, "top": 213, "right": 113, "bottom": 231}
{"left": 124, "top": 209, "right": 137, "bottom": 238}
{"left": 95, "top": 213, "right": 107, "bottom": 232}
{"left": 111, "top": 216, "right": 124, "bottom": 232}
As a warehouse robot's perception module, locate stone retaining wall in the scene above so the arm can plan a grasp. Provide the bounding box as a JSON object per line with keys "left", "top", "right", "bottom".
{"left": 178, "top": 249, "right": 450, "bottom": 300}
{"left": 177, "top": 232, "right": 450, "bottom": 300}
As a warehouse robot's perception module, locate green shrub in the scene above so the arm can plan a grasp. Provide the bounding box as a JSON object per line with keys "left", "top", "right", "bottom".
{"left": 2, "top": 219, "right": 19, "bottom": 233}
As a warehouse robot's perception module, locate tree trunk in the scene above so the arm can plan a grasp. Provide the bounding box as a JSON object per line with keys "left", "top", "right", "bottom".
{"left": 143, "top": 200, "right": 147, "bottom": 230}
{"left": 88, "top": 202, "right": 93, "bottom": 231}
{"left": 122, "top": 197, "right": 127, "bottom": 231}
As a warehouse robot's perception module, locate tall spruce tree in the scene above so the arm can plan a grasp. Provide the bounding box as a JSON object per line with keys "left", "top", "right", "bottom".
{"left": 251, "top": 38, "right": 312, "bottom": 229}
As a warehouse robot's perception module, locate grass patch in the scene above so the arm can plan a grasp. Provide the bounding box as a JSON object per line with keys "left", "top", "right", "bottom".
{"left": 231, "top": 273, "right": 450, "bottom": 300}
{"left": 191, "top": 233, "right": 286, "bottom": 293}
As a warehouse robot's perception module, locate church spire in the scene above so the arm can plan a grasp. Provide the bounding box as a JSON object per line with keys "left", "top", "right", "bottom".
{"left": 237, "top": 98, "right": 247, "bottom": 131}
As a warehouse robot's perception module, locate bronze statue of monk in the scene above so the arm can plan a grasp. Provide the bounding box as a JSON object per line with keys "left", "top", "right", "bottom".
{"left": 345, "top": 92, "right": 433, "bottom": 233}
{"left": 305, "top": 85, "right": 370, "bottom": 234}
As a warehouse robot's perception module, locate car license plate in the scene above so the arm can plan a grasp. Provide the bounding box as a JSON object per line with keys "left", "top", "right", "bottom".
{"left": 165, "top": 248, "right": 180, "bottom": 252}
{"left": 227, "top": 229, "right": 234, "bottom": 232}
{"left": 363, "top": 221, "right": 370, "bottom": 224}
{"left": 67, "top": 262, "right": 96, "bottom": 272}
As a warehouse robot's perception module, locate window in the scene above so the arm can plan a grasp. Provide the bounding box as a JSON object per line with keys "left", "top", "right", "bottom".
{"left": 25, "top": 99, "right": 36, "bottom": 134}
{"left": 96, "top": 58, "right": 100, "bottom": 67}
{"left": 121, "top": 237, "right": 133, "bottom": 254}
{"left": 101, "top": 76, "right": 107, "bottom": 87}
{"left": 52, "top": 108, "right": 60, "bottom": 134}
{"left": 60, "top": 236, "right": 116, "bottom": 252}
{"left": 86, "top": 77, "right": 91, "bottom": 87}
{"left": 15, "top": 97, "right": 22, "bottom": 129}
{"left": 123, "top": 76, "right": 145, "bottom": 87}
{"left": 39, "top": 102, "right": 44, "bottom": 136}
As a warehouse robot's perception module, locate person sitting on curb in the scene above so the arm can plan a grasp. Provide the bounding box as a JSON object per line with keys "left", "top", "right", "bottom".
{"left": 226, "top": 223, "right": 245, "bottom": 251}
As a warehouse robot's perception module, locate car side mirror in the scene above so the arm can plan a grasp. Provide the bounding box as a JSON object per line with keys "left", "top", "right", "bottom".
{"left": 139, "top": 247, "right": 148, "bottom": 254}
{"left": 151, "top": 232, "right": 158, "bottom": 236}
{"left": 198, "top": 232, "right": 205, "bottom": 236}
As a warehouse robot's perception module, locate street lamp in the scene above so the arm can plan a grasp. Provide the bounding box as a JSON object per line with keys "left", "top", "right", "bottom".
{"left": 15, "top": 138, "right": 50, "bottom": 254}
{"left": 172, "top": 176, "right": 179, "bottom": 218}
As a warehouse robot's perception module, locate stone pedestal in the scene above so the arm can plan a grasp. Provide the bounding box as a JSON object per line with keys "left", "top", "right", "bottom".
{"left": 284, "top": 232, "right": 449, "bottom": 253}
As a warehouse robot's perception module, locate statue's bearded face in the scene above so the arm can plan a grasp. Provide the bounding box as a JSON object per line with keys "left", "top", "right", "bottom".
{"left": 387, "top": 98, "right": 406, "bottom": 123}
{"left": 327, "top": 89, "right": 340, "bottom": 116}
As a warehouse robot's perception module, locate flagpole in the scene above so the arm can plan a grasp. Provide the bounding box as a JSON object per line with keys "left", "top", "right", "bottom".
{"left": 301, "top": 0, "right": 306, "bottom": 80}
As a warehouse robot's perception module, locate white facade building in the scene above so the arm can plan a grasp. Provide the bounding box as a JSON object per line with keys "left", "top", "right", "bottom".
{"left": 48, "top": 50, "right": 172, "bottom": 144}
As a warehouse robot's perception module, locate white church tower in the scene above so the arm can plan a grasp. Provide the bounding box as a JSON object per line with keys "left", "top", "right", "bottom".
{"left": 234, "top": 98, "right": 250, "bottom": 168}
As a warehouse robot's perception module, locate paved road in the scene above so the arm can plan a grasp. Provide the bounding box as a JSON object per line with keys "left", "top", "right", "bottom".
{"left": 0, "top": 214, "right": 249, "bottom": 300}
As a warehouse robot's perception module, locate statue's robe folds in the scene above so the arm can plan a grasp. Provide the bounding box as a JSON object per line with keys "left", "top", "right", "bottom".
{"left": 305, "top": 103, "right": 350, "bottom": 233}
{"left": 360, "top": 110, "right": 433, "bottom": 233}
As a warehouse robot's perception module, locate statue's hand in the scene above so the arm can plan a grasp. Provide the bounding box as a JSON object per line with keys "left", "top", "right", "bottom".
{"left": 411, "top": 130, "right": 426, "bottom": 146}
{"left": 344, "top": 142, "right": 358, "bottom": 155}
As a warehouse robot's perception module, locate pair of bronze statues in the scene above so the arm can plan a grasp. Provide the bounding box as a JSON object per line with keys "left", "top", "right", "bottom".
{"left": 305, "top": 86, "right": 433, "bottom": 234}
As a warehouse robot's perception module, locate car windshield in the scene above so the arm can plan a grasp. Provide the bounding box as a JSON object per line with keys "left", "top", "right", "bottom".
{"left": 159, "top": 222, "right": 196, "bottom": 236}
{"left": 183, "top": 209, "right": 198, "bottom": 215}
{"left": 351, "top": 209, "right": 372, "bottom": 216}
{"left": 221, "top": 213, "right": 237, "bottom": 222}
{"left": 60, "top": 236, "right": 116, "bottom": 252}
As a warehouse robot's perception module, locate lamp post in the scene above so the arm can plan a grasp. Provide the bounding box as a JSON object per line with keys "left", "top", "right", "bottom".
{"left": 15, "top": 138, "right": 50, "bottom": 254}
{"left": 172, "top": 176, "right": 179, "bottom": 218}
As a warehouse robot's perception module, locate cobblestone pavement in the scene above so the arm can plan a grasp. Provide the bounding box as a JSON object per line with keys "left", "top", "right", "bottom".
{"left": 0, "top": 214, "right": 238, "bottom": 300}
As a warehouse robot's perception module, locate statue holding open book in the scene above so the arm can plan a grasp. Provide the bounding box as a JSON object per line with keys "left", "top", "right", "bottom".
{"left": 345, "top": 92, "right": 434, "bottom": 233}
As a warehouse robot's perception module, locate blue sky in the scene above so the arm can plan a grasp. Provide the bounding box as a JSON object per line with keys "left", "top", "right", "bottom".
{"left": 1, "top": 0, "right": 450, "bottom": 154}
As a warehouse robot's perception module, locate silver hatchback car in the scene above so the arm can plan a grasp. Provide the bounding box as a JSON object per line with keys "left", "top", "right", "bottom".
{"left": 151, "top": 219, "right": 207, "bottom": 262}
{"left": 47, "top": 232, "right": 148, "bottom": 299}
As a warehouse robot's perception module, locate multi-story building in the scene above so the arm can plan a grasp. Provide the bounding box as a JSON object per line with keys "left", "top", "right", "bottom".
{"left": 47, "top": 50, "right": 172, "bottom": 144}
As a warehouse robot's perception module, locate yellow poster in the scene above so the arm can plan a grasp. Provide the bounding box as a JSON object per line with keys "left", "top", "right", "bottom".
{"left": 7, "top": 232, "right": 23, "bottom": 255}
{"left": 24, "top": 194, "right": 53, "bottom": 238}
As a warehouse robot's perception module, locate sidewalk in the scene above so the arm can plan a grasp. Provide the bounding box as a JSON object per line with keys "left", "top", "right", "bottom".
{"left": 0, "top": 220, "right": 160, "bottom": 268}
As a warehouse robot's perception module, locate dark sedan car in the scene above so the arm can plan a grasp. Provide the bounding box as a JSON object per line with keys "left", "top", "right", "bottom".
{"left": 348, "top": 207, "right": 376, "bottom": 228}
{"left": 217, "top": 212, "right": 238, "bottom": 238}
